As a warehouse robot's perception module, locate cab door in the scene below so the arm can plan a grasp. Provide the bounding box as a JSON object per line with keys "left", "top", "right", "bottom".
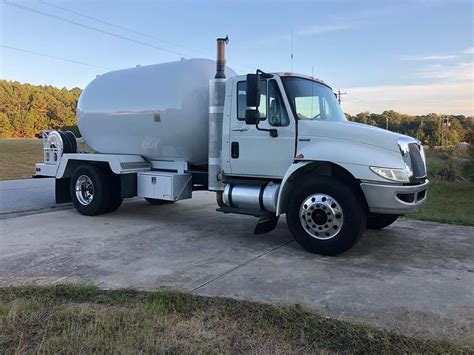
{"left": 229, "top": 77, "right": 296, "bottom": 178}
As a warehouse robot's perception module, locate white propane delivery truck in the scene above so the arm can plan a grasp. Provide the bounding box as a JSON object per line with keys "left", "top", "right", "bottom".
{"left": 35, "top": 37, "right": 428, "bottom": 256}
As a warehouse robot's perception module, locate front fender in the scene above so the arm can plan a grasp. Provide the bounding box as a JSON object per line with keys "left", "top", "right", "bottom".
{"left": 275, "top": 161, "right": 310, "bottom": 216}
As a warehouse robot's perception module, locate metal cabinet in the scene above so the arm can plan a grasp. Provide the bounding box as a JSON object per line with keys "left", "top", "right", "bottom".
{"left": 137, "top": 172, "right": 192, "bottom": 201}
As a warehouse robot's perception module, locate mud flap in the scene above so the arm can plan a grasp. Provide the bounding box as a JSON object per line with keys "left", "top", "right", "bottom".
{"left": 254, "top": 215, "right": 280, "bottom": 235}
{"left": 55, "top": 178, "right": 71, "bottom": 203}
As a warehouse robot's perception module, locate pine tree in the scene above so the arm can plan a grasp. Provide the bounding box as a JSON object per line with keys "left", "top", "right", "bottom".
{"left": 0, "top": 112, "right": 13, "bottom": 138}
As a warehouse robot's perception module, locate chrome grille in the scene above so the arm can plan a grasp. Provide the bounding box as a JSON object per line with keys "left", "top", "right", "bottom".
{"left": 408, "top": 143, "right": 426, "bottom": 178}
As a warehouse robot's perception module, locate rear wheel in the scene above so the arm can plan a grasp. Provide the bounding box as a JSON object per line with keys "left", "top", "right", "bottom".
{"left": 286, "top": 177, "right": 366, "bottom": 256}
{"left": 70, "top": 165, "right": 111, "bottom": 216}
{"left": 145, "top": 198, "right": 174, "bottom": 205}
{"left": 367, "top": 214, "right": 399, "bottom": 229}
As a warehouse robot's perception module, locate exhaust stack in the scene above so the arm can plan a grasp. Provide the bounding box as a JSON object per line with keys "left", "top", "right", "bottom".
{"left": 215, "top": 35, "right": 229, "bottom": 79}
{"left": 208, "top": 36, "right": 229, "bottom": 192}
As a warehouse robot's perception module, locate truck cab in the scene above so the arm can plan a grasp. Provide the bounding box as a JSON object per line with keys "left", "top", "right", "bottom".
{"left": 216, "top": 71, "right": 428, "bottom": 254}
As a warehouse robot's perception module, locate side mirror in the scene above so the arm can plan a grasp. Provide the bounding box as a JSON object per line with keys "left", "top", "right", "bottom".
{"left": 246, "top": 73, "right": 260, "bottom": 107}
{"left": 245, "top": 109, "right": 260, "bottom": 125}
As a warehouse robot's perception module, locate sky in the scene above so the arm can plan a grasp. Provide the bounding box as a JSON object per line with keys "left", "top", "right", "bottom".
{"left": 0, "top": 0, "right": 473, "bottom": 115}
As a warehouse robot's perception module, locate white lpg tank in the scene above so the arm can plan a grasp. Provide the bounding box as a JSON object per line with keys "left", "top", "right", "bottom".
{"left": 77, "top": 59, "right": 236, "bottom": 165}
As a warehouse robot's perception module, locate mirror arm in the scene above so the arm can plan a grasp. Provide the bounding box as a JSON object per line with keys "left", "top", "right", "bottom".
{"left": 256, "top": 69, "right": 273, "bottom": 79}
{"left": 255, "top": 122, "right": 278, "bottom": 138}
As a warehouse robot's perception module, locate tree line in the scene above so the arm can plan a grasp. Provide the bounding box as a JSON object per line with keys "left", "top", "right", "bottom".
{"left": 0, "top": 79, "right": 472, "bottom": 146}
{"left": 345, "top": 111, "right": 472, "bottom": 147}
{"left": 0, "top": 80, "right": 80, "bottom": 138}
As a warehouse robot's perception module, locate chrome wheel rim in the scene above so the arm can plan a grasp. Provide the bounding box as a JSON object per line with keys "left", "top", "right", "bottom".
{"left": 299, "top": 193, "right": 343, "bottom": 240}
{"left": 75, "top": 175, "right": 94, "bottom": 206}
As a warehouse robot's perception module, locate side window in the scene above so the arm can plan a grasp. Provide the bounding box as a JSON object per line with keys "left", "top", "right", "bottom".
{"left": 237, "top": 80, "right": 267, "bottom": 121}
{"left": 268, "top": 80, "right": 289, "bottom": 127}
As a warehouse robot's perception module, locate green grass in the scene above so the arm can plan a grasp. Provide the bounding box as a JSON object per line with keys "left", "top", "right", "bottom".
{"left": 0, "top": 285, "right": 469, "bottom": 354}
{"left": 406, "top": 180, "right": 474, "bottom": 225}
{"left": 424, "top": 146, "right": 472, "bottom": 181}
{"left": 0, "top": 139, "right": 43, "bottom": 180}
{"left": 401, "top": 147, "right": 474, "bottom": 225}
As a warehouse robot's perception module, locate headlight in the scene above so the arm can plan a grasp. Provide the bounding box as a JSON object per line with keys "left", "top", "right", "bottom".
{"left": 370, "top": 166, "right": 412, "bottom": 183}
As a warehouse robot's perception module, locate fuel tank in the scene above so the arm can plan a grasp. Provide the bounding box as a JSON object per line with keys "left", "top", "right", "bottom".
{"left": 77, "top": 58, "right": 236, "bottom": 165}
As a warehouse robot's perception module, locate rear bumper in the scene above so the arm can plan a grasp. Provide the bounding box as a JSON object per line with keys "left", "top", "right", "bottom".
{"left": 360, "top": 179, "right": 429, "bottom": 215}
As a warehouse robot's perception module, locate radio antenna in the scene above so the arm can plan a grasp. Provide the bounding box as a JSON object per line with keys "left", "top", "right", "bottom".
{"left": 311, "top": 65, "right": 314, "bottom": 117}
{"left": 291, "top": 28, "right": 294, "bottom": 72}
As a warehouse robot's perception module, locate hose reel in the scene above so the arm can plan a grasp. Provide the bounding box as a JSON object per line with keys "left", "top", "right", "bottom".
{"left": 43, "top": 130, "right": 77, "bottom": 164}
{"left": 45, "top": 130, "right": 77, "bottom": 155}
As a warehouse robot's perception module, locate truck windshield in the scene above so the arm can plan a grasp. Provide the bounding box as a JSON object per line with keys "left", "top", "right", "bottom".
{"left": 282, "top": 77, "right": 346, "bottom": 122}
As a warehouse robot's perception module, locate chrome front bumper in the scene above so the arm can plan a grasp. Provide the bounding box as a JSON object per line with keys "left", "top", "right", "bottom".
{"left": 360, "top": 180, "right": 429, "bottom": 215}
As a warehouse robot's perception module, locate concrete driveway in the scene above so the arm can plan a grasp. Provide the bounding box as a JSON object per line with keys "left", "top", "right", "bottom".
{"left": 0, "top": 179, "right": 473, "bottom": 341}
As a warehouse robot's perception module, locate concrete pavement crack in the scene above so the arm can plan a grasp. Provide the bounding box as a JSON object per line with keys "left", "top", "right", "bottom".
{"left": 0, "top": 205, "right": 74, "bottom": 219}
{"left": 191, "top": 239, "right": 294, "bottom": 292}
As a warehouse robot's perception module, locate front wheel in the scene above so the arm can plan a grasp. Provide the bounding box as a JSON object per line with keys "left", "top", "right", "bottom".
{"left": 366, "top": 214, "right": 399, "bottom": 229}
{"left": 286, "top": 177, "right": 366, "bottom": 256}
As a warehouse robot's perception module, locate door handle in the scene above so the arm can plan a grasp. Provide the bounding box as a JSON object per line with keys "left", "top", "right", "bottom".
{"left": 231, "top": 142, "right": 239, "bottom": 158}
{"left": 232, "top": 127, "right": 249, "bottom": 132}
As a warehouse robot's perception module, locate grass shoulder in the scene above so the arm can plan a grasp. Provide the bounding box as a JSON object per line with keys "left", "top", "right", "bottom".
{"left": 406, "top": 180, "right": 474, "bottom": 225}
{"left": 405, "top": 147, "right": 474, "bottom": 225}
{"left": 0, "top": 139, "right": 42, "bottom": 180}
{"left": 0, "top": 285, "right": 470, "bottom": 354}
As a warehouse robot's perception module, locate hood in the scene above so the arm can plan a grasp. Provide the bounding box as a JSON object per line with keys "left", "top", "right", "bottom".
{"left": 298, "top": 120, "right": 413, "bottom": 152}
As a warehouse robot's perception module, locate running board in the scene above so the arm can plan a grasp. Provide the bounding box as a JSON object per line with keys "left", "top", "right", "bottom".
{"left": 216, "top": 206, "right": 270, "bottom": 218}
{"left": 216, "top": 207, "right": 279, "bottom": 234}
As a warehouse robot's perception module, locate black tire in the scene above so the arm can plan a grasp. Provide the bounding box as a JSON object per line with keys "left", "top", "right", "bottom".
{"left": 144, "top": 198, "right": 174, "bottom": 205}
{"left": 105, "top": 173, "right": 123, "bottom": 213}
{"left": 367, "top": 214, "right": 399, "bottom": 229}
{"left": 70, "top": 165, "right": 111, "bottom": 216}
{"left": 286, "top": 176, "right": 366, "bottom": 256}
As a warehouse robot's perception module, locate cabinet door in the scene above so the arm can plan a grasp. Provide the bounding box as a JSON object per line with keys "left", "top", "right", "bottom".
{"left": 137, "top": 173, "right": 172, "bottom": 200}
{"left": 154, "top": 175, "right": 172, "bottom": 200}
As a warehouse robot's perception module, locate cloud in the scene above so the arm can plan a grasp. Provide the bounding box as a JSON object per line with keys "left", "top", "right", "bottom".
{"left": 346, "top": 52, "right": 474, "bottom": 115}
{"left": 254, "top": 7, "right": 380, "bottom": 47}
{"left": 401, "top": 47, "right": 474, "bottom": 61}
{"left": 341, "top": 82, "right": 474, "bottom": 116}
{"left": 401, "top": 55, "right": 457, "bottom": 61}
{"left": 416, "top": 61, "right": 474, "bottom": 81}
{"left": 259, "top": 22, "right": 354, "bottom": 45}
{"left": 463, "top": 47, "right": 474, "bottom": 55}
